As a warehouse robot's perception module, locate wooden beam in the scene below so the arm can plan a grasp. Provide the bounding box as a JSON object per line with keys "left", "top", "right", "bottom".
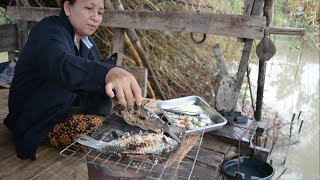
{"left": 6, "top": 6, "right": 266, "bottom": 39}
{"left": 6, "top": 6, "right": 59, "bottom": 22}
{"left": 237, "top": 0, "right": 255, "bottom": 43}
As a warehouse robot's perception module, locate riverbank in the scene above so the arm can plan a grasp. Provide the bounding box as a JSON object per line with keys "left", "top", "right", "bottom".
{"left": 250, "top": 41, "right": 319, "bottom": 179}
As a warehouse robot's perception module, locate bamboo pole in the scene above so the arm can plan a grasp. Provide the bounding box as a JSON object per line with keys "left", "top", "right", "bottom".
{"left": 126, "top": 36, "right": 156, "bottom": 98}
{"left": 246, "top": 68, "right": 255, "bottom": 112}
{"left": 112, "top": 0, "right": 166, "bottom": 100}
{"left": 104, "top": 0, "right": 156, "bottom": 98}
{"left": 268, "top": 27, "right": 306, "bottom": 36}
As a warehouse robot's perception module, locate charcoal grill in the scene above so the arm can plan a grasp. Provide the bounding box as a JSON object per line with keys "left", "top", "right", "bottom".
{"left": 60, "top": 111, "right": 207, "bottom": 179}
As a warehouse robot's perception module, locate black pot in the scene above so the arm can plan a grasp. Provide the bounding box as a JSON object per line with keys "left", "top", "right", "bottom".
{"left": 221, "top": 157, "right": 275, "bottom": 180}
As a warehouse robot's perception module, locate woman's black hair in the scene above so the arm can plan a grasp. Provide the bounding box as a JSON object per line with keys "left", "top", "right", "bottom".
{"left": 62, "top": 0, "right": 77, "bottom": 7}
{"left": 60, "top": 0, "right": 77, "bottom": 15}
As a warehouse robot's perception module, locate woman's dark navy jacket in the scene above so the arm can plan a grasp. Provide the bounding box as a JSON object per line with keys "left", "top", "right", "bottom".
{"left": 3, "top": 11, "right": 115, "bottom": 160}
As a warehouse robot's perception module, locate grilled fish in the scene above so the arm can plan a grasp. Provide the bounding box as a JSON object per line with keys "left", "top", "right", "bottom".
{"left": 76, "top": 133, "right": 179, "bottom": 156}
{"left": 113, "top": 104, "right": 165, "bottom": 133}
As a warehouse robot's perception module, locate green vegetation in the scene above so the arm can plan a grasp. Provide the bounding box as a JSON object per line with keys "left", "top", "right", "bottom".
{"left": 0, "top": 7, "right": 13, "bottom": 24}
{"left": 273, "top": 0, "right": 319, "bottom": 50}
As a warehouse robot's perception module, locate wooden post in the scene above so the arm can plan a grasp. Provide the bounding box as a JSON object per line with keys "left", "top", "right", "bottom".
{"left": 297, "top": 110, "right": 302, "bottom": 124}
{"left": 263, "top": 0, "right": 274, "bottom": 26}
{"left": 235, "top": 0, "right": 265, "bottom": 108}
{"left": 297, "top": 111, "right": 302, "bottom": 119}
{"left": 263, "top": 134, "right": 268, "bottom": 148}
{"left": 298, "top": 120, "right": 304, "bottom": 133}
{"left": 16, "top": 0, "right": 29, "bottom": 53}
{"left": 254, "top": 0, "right": 275, "bottom": 121}
{"left": 254, "top": 57, "right": 267, "bottom": 121}
{"left": 212, "top": 44, "right": 228, "bottom": 75}
{"left": 105, "top": 0, "right": 125, "bottom": 65}
{"left": 289, "top": 113, "right": 296, "bottom": 139}
{"left": 109, "top": 28, "right": 125, "bottom": 65}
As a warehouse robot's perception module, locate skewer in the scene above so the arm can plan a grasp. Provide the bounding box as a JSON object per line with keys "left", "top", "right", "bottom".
{"left": 187, "top": 123, "right": 206, "bottom": 180}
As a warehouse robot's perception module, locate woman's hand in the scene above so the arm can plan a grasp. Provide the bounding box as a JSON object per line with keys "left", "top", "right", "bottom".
{"left": 105, "top": 67, "right": 142, "bottom": 108}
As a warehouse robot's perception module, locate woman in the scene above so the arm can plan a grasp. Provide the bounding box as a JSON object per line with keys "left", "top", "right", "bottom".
{"left": 4, "top": 0, "right": 142, "bottom": 160}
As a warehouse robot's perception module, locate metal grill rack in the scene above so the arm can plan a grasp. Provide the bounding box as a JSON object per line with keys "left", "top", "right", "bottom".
{"left": 60, "top": 111, "right": 208, "bottom": 180}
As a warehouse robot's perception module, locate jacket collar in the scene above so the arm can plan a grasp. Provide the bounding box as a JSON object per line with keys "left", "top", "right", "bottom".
{"left": 59, "top": 10, "right": 75, "bottom": 41}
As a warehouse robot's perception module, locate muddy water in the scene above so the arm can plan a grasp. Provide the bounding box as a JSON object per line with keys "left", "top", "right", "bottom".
{"left": 250, "top": 42, "right": 319, "bottom": 179}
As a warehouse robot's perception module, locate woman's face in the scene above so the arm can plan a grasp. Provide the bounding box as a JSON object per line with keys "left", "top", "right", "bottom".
{"left": 64, "top": 0, "right": 104, "bottom": 40}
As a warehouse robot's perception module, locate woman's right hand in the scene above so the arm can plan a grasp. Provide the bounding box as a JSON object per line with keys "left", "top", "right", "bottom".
{"left": 105, "top": 67, "right": 142, "bottom": 108}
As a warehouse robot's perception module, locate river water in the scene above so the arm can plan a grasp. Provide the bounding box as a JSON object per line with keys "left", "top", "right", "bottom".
{"left": 250, "top": 41, "right": 319, "bottom": 179}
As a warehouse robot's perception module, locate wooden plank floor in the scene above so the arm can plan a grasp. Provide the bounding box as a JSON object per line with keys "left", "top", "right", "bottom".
{"left": 0, "top": 89, "right": 88, "bottom": 180}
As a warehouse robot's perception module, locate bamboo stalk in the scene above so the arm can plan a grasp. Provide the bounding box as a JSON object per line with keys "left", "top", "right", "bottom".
{"left": 268, "top": 27, "right": 306, "bottom": 36}
{"left": 112, "top": 0, "right": 166, "bottom": 100}
{"left": 126, "top": 36, "right": 156, "bottom": 98}
{"left": 246, "top": 68, "right": 255, "bottom": 113}
{"left": 105, "top": 0, "right": 156, "bottom": 98}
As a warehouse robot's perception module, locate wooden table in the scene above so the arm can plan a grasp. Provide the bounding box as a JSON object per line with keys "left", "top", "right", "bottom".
{"left": 0, "top": 89, "right": 268, "bottom": 179}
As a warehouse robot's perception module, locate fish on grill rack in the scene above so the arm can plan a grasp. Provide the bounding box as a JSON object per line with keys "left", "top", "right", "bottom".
{"left": 76, "top": 132, "right": 179, "bottom": 156}
{"left": 113, "top": 104, "right": 185, "bottom": 143}
{"left": 113, "top": 104, "right": 164, "bottom": 133}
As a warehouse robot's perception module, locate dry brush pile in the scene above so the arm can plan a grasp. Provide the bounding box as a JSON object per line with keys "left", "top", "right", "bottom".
{"left": 0, "top": 0, "right": 248, "bottom": 105}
